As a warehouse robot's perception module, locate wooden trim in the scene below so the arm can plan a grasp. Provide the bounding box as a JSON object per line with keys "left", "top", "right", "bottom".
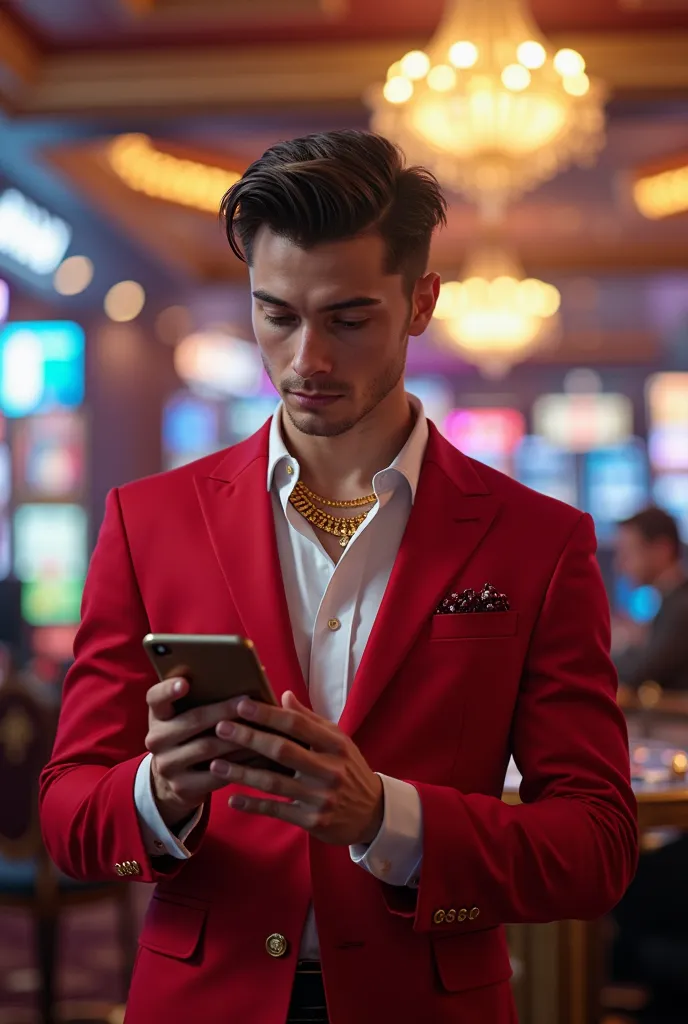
{"left": 8, "top": 31, "right": 688, "bottom": 116}
{"left": 0, "top": 12, "right": 41, "bottom": 112}
{"left": 120, "top": 0, "right": 341, "bottom": 15}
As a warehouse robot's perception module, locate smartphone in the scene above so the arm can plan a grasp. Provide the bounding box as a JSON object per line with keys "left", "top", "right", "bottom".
{"left": 143, "top": 633, "right": 278, "bottom": 713}
{"left": 142, "top": 633, "right": 297, "bottom": 772}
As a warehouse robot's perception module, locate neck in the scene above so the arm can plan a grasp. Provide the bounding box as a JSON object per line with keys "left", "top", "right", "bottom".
{"left": 654, "top": 561, "right": 687, "bottom": 597}
{"left": 280, "top": 387, "right": 414, "bottom": 498}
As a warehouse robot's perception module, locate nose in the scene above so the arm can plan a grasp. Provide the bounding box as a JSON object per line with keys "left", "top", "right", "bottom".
{"left": 291, "top": 324, "right": 334, "bottom": 380}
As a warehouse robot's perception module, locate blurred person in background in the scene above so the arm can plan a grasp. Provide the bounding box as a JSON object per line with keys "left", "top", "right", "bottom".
{"left": 612, "top": 506, "right": 688, "bottom": 1023}
{"left": 613, "top": 507, "right": 688, "bottom": 692}
{"left": 40, "top": 130, "right": 636, "bottom": 1024}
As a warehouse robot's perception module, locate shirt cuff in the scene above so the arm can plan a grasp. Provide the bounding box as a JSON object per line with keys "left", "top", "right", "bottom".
{"left": 349, "top": 774, "right": 423, "bottom": 887}
{"left": 133, "top": 752, "right": 204, "bottom": 860}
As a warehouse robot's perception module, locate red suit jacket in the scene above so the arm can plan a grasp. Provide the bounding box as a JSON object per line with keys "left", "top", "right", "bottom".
{"left": 40, "top": 421, "right": 637, "bottom": 1024}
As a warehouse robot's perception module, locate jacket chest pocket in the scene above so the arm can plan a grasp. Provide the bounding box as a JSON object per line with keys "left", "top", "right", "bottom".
{"left": 431, "top": 611, "right": 518, "bottom": 641}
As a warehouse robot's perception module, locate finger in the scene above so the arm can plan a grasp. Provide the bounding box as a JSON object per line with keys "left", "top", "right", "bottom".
{"left": 215, "top": 719, "right": 337, "bottom": 779}
{"left": 153, "top": 735, "right": 242, "bottom": 774}
{"left": 210, "top": 759, "right": 327, "bottom": 807}
{"left": 229, "top": 698, "right": 343, "bottom": 755}
{"left": 228, "top": 792, "right": 320, "bottom": 829}
{"left": 161, "top": 768, "right": 236, "bottom": 805}
{"left": 171, "top": 696, "right": 248, "bottom": 744}
{"left": 149, "top": 696, "right": 247, "bottom": 750}
{"left": 146, "top": 677, "right": 188, "bottom": 721}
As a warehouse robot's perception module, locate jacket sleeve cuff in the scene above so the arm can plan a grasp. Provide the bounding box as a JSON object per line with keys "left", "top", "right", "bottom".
{"left": 349, "top": 774, "right": 423, "bottom": 887}
{"left": 134, "top": 753, "right": 204, "bottom": 860}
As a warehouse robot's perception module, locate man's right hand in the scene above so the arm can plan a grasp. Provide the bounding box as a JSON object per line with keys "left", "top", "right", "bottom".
{"left": 146, "top": 677, "right": 248, "bottom": 829}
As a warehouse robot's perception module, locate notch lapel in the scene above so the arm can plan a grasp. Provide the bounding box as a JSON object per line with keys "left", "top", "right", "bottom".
{"left": 195, "top": 428, "right": 310, "bottom": 710}
{"left": 339, "top": 430, "right": 502, "bottom": 738}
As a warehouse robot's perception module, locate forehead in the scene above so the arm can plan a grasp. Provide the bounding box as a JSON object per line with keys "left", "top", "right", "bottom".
{"left": 249, "top": 228, "right": 400, "bottom": 302}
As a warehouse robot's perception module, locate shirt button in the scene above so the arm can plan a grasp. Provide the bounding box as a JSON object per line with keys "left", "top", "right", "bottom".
{"left": 327, "top": 618, "right": 341, "bottom": 632}
{"left": 285, "top": 465, "right": 294, "bottom": 475}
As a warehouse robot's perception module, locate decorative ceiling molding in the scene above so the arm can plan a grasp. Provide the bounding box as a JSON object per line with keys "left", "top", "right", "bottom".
{"left": 0, "top": 11, "right": 40, "bottom": 111}
{"left": 119, "top": 0, "right": 345, "bottom": 18}
{"left": 0, "top": 30, "right": 685, "bottom": 117}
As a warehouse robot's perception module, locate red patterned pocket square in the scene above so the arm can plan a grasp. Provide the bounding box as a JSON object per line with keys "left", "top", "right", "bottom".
{"left": 436, "top": 584, "right": 510, "bottom": 615}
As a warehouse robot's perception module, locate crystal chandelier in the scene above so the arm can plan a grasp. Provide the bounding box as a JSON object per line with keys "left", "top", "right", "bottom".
{"left": 433, "top": 243, "right": 561, "bottom": 377}
{"left": 368, "top": 0, "right": 606, "bottom": 218}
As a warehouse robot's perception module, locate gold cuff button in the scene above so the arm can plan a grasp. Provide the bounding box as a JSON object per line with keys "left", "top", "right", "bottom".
{"left": 115, "top": 863, "right": 124, "bottom": 876}
{"left": 266, "top": 933, "right": 289, "bottom": 958}
{"left": 469, "top": 906, "right": 480, "bottom": 920}
{"left": 433, "top": 909, "right": 446, "bottom": 925}
{"left": 457, "top": 908, "right": 468, "bottom": 922}
{"left": 444, "top": 909, "right": 456, "bottom": 923}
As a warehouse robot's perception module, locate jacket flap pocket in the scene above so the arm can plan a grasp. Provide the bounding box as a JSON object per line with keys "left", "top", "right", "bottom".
{"left": 139, "top": 894, "right": 207, "bottom": 960}
{"left": 432, "top": 926, "right": 513, "bottom": 993}
{"left": 431, "top": 611, "right": 518, "bottom": 640}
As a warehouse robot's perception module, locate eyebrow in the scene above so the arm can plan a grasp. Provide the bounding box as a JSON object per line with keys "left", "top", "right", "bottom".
{"left": 252, "top": 289, "right": 382, "bottom": 313}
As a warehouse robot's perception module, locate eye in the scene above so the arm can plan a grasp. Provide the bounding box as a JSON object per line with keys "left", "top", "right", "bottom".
{"left": 334, "top": 318, "right": 369, "bottom": 331}
{"left": 263, "top": 312, "right": 295, "bottom": 328}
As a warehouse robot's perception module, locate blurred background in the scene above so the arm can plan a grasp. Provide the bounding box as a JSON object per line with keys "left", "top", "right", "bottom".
{"left": 0, "top": 0, "right": 687, "bottom": 1022}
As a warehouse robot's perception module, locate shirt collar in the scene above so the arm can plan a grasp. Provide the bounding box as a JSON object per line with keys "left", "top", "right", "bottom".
{"left": 267, "top": 393, "right": 428, "bottom": 503}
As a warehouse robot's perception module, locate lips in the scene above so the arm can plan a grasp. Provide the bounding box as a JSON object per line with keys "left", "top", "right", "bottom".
{"left": 289, "top": 391, "right": 342, "bottom": 408}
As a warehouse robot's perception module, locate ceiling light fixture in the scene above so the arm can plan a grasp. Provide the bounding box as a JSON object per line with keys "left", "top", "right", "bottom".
{"left": 368, "top": 0, "right": 606, "bottom": 219}
{"left": 107, "top": 134, "right": 242, "bottom": 215}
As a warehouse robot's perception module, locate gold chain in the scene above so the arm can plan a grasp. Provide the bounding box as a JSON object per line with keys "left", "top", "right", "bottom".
{"left": 295, "top": 480, "right": 376, "bottom": 508}
{"left": 289, "top": 480, "right": 376, "bottom": 548}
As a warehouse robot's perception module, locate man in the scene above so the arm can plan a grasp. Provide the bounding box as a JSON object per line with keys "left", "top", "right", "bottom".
{"left": 40, "top": 130, "right": 637, "bottom": 1024}
{"left": 614, "top": 506, "right": 688, "bottom": 692}
{"left": 612, "top": 507, "right": 688, "bottom": 1022}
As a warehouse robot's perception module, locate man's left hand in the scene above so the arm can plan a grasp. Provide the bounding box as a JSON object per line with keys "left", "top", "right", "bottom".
{"left": 211, "top": 691, "right": 384, "bottom": 846}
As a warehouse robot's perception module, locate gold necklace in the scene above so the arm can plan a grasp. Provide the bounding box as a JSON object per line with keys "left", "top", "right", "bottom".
{"left": 289, "top": 480, "right": 376, "bottom": 547}
{"left": 295, "top": 480, "right": 377, "bottom": 508}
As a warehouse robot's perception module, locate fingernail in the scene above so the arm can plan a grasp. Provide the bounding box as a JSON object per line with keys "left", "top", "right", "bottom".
{"left": 211, "top": 760, "right": 231, "bottom": 778}
{"left": 238, "top": 699, "right": 256, "bottom": 718}
{"left": 231, "top": 795, "right": 247, "bottom": 810}
{"left": 173, "top": 679, "right": 184, "bottom": 694}
{"left": 217, "top": 721, "right": 236, "bottom": 739}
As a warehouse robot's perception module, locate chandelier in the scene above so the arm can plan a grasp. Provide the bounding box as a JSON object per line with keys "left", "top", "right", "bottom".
{"left": 368, "top": 0, "right": 606, "bottom": 217}
{"left": 433, "top": 243, "right": 561, "bottom": 377}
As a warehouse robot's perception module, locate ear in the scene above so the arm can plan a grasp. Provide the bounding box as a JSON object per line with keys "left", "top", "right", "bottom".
{"left": 408, "top": 272, "right": 441, "bottom": 337}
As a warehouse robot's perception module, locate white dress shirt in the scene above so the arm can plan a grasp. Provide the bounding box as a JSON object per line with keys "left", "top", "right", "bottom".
{"left": 134, "top": 395, "right": 428, "bottom": 959}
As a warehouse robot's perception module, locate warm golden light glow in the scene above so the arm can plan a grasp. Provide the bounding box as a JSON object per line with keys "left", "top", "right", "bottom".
{"left": 563, "top": 73, "right": 590, "bottom": 97}
{"left": 104, "top": 280, "right": 145, "bottom": 323}
{"left": 427, "top": 65, "right": 457, "bottom": 92}
{"left": 383, "top": 76, "right": 414, "bottom": 104}
{"left": 634, "top": 163, "right": 688, "bottom": 219}
{"left": 400, "top": 50, "right": 431, "bottom": 80}
{"left": 108, "top": 134, "right": 241, "bottom": 214}
{"left": 368, "top": 0, "right": 606, "bottom": 216}
{"left": 554, "top": 48, "right": 586, "bottom": 77}
{"left": 434, "top": 245, "right": 561, "bottom": 376}
{"left": 501, "top": 64, "right": 531, "bottom": 91}
{"left": 449, "top": 40, "right": 479, "bottom": 68}
{"left": 517, "top": 40, "right": 546, "bottom": 69}
{"left": 54, "top": 255, "right": 93, "bottom": 296}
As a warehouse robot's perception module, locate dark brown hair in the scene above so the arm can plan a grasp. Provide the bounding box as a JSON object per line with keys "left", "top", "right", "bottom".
{"left": 220, "top": 129, "right": 447, "bottom": 294}
{"left": 620, "top": 507, "right": 681, "bottom": 559}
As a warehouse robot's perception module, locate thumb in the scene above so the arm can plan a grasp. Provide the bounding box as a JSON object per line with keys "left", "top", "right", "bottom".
{"left": 282, "top": 690, "right": 306, "bottom": 711}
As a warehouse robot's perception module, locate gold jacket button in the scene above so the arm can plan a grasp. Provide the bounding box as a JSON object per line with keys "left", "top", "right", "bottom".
{"left": 445, "top": 909, "right": 456, "bottom": 923}
{"left": 457, "top": 908, "right": 468, "bottom": 922}
{"left": 469, "top": 906, "right": 480, "bottom": 920}
{"left": 266, "top": 933, "right": 289, "bottom": 958}
{"left": 433, "top": 909, "right": 446, "bottom": 925}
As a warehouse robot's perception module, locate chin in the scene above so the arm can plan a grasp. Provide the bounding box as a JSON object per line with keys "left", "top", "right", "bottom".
{"left": 285, "top": 407, "right": 358, "bottom": 438}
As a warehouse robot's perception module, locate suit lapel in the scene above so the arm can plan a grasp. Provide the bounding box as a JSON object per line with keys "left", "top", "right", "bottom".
{"left": 339, "top": 426, "right": 502, "bottom": 738}
{"left": 194, "top": 426, "right": 310, "bottom": 709}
